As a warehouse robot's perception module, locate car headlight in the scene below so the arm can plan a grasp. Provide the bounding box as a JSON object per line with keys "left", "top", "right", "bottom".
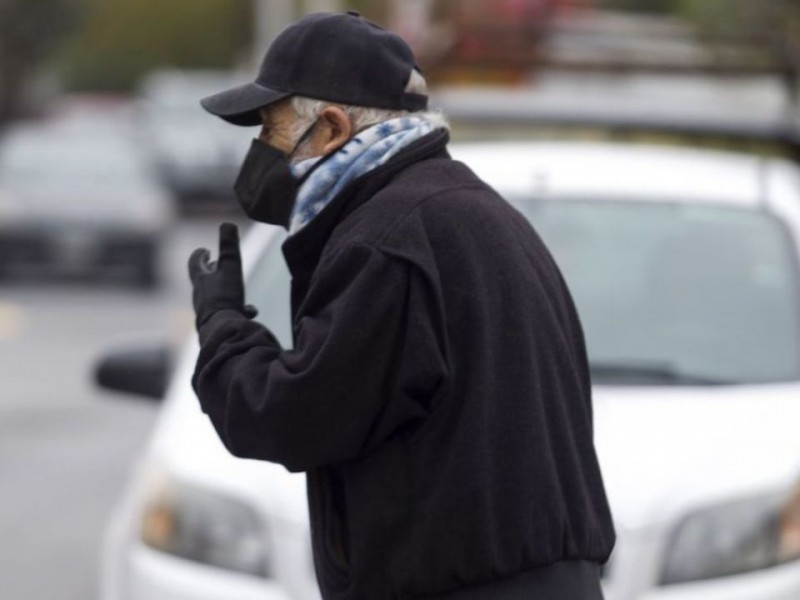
{"left": 660, "top": 483, "right": 800, "bottom": 586}
{"left": 140, "top": 475, "right": 271, "bottom": 578}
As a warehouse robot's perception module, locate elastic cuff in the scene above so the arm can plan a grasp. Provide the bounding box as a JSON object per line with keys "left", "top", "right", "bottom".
{"left": 196, "top": 307, "right": 249, "bottom": 336}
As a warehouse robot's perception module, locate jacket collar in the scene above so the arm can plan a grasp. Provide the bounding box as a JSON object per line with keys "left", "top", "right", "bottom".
{"left": 282, "top": 128, "right": 450, "bottom": 281}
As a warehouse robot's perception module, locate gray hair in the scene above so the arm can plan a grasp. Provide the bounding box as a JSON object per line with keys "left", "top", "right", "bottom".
{"left": 288, "top": 69, "right": 447, "bottom": 157}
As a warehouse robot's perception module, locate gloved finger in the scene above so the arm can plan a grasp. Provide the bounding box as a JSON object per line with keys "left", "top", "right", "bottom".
{"left": 188, "top": 248, "right": 213, "bottom": 281}
{"left": 217, "top": 222, "right": 241, "bottom": 268}
{"left": 242, "top": 304, "right": 259, "bottom": 319}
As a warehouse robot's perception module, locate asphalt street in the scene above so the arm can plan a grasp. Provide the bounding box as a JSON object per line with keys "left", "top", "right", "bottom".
{"left": 0, "top": 218, "right": 237, "bottom": 600}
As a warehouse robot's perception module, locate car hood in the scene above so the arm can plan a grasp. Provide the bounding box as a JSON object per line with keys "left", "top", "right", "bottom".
{"left": 593, "top": 383, "right": 800, "bottom": 530}
{"left": 153, "top": 332, "right": 800, "bottom": 529}
{"left": 148, "top": 337, "right": 309, "bottom": 524}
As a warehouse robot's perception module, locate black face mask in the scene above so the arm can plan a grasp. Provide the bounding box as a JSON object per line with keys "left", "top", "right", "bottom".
{"left": 233, "top": 122, "right": 319, "bottom": 228}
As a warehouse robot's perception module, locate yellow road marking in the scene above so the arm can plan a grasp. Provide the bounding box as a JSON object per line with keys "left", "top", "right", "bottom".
{"left": 0, "top": 303, "right": 26, "bottom": 341}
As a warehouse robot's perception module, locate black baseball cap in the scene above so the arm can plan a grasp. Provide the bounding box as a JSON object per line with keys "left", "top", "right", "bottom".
{"left": 201, "top": 10, "right": 428, "bottom": 126}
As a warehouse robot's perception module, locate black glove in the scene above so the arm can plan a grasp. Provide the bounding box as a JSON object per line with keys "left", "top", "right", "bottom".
{"left": 188, "top": 222, "right": 258, "bottom": 328}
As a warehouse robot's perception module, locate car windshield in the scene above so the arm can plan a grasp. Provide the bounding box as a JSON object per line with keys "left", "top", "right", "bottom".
{"left": 247, "top": 230, "right": 294, "bottom": 348}
{"left": 247, "top": 200, "right": 800, "bottom": 387}
{"left": 513, "top": 199, "right": 800, "bottom": 385}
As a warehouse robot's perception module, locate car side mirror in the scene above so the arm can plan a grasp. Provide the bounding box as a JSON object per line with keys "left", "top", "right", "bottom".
{"left": 94, "top": 345, "right": 173, "bottom": 401}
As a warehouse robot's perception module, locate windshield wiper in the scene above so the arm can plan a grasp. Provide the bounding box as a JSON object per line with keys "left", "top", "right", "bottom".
{"left": 589, "top": 360, "right": 732, "bottom": 386}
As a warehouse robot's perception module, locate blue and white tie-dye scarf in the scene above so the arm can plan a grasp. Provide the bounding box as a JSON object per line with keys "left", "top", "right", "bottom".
{"left": 288, "top": 116, "right": 435, "bottom": 235}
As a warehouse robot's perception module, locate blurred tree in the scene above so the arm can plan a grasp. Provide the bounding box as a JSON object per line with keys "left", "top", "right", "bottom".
{"left": 595, "top": 0, "right": 800, "bottom": 98}
{"left": 61, "top": 0, "right": 253, "bottom": 92}
{"left": 597, "top": 0, "right": 677, "bottom": 13}
{"left": 676, "top": 0, "right": 800, "bottom": 98}
{"left": 0, "top": 0, "right": 81, "bottom": 125}
{"left": 344, "top": 0, "right": 387, "bottom": 21}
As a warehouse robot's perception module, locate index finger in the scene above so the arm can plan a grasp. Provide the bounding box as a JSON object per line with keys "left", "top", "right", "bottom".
{"left": 218, "top": 222, "right": 241, "bottom": 265}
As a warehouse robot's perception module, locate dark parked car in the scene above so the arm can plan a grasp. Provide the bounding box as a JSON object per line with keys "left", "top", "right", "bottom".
{"left": 0, "top": 121, "right": 174, "bottom": 288}
{"left": 137, "top": 70, "right": 253, "bottom": 212}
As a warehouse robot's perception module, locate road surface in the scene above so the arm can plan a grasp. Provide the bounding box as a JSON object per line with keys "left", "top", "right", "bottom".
{"left": 0, "top": 218, "right": 239, "bottom": 600}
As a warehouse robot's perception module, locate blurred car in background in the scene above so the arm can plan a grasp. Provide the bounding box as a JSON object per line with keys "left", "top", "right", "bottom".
{"left": 137, "top": 70, "right": 254, "bottom": 213}
{"left": 46, "top": 93, "right": 140, "bottom": 134}
{"left": 96, "top": 140, "right": 800, "bottom": 600}
{"left": 0, "top": 121, "right": 174, "bottom": 288}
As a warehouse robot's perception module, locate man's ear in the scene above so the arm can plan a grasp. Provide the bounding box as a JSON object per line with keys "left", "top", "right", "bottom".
{"left": 319, "top": 106, "right": 352, "bottom": 155}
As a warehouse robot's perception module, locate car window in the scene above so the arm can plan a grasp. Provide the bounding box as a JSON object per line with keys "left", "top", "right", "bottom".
{"left": 246, "top": 232, "right": 294, "bottom": 349}
{"left": 514, "top": 199, "right": 800, "bottom": 385}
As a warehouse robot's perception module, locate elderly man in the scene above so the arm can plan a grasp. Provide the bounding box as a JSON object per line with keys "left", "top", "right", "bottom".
{"left": 188, "top": 10, "right": 614, "bottom": 600}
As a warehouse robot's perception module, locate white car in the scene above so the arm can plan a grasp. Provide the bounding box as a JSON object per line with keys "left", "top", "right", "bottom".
{"left": 97, "top": 141, "right": 800, "bottom": 600}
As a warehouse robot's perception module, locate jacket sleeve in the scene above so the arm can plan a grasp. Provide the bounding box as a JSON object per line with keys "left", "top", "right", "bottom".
{"left": 192, "top": 242, "right": 448, "bottom": 472}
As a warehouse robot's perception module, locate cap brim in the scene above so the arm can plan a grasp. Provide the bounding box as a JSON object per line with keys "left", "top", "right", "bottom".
{"left": 200, "top": 82, "right": 292, "bottom": 126}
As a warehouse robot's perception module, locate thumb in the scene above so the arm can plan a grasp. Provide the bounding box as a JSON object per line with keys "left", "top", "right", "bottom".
{"left": 188, "top": 248, "right": 212, "bottom": 281}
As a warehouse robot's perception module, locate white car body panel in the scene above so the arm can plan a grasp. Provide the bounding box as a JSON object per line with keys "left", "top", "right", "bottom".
{"left": 594, "top": 384, "right": 800, "bottom": 530}
{"left": 452, "top": 142, "right": 764, "bottom": 206}
{"left": 127, "top": 545, "right": 292, "bottom": 600}
{"left": 102, "top": 142, "right": 800, "bottom": 600}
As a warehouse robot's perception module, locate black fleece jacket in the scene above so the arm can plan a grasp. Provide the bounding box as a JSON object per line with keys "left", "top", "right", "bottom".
{"left": 192, "top": 129, "right": 615, "bottom": 599}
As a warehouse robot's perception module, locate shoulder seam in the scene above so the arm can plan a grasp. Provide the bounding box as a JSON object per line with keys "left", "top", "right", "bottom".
{"left": 374, "top": 183, "right": 491, "bottom": 247}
